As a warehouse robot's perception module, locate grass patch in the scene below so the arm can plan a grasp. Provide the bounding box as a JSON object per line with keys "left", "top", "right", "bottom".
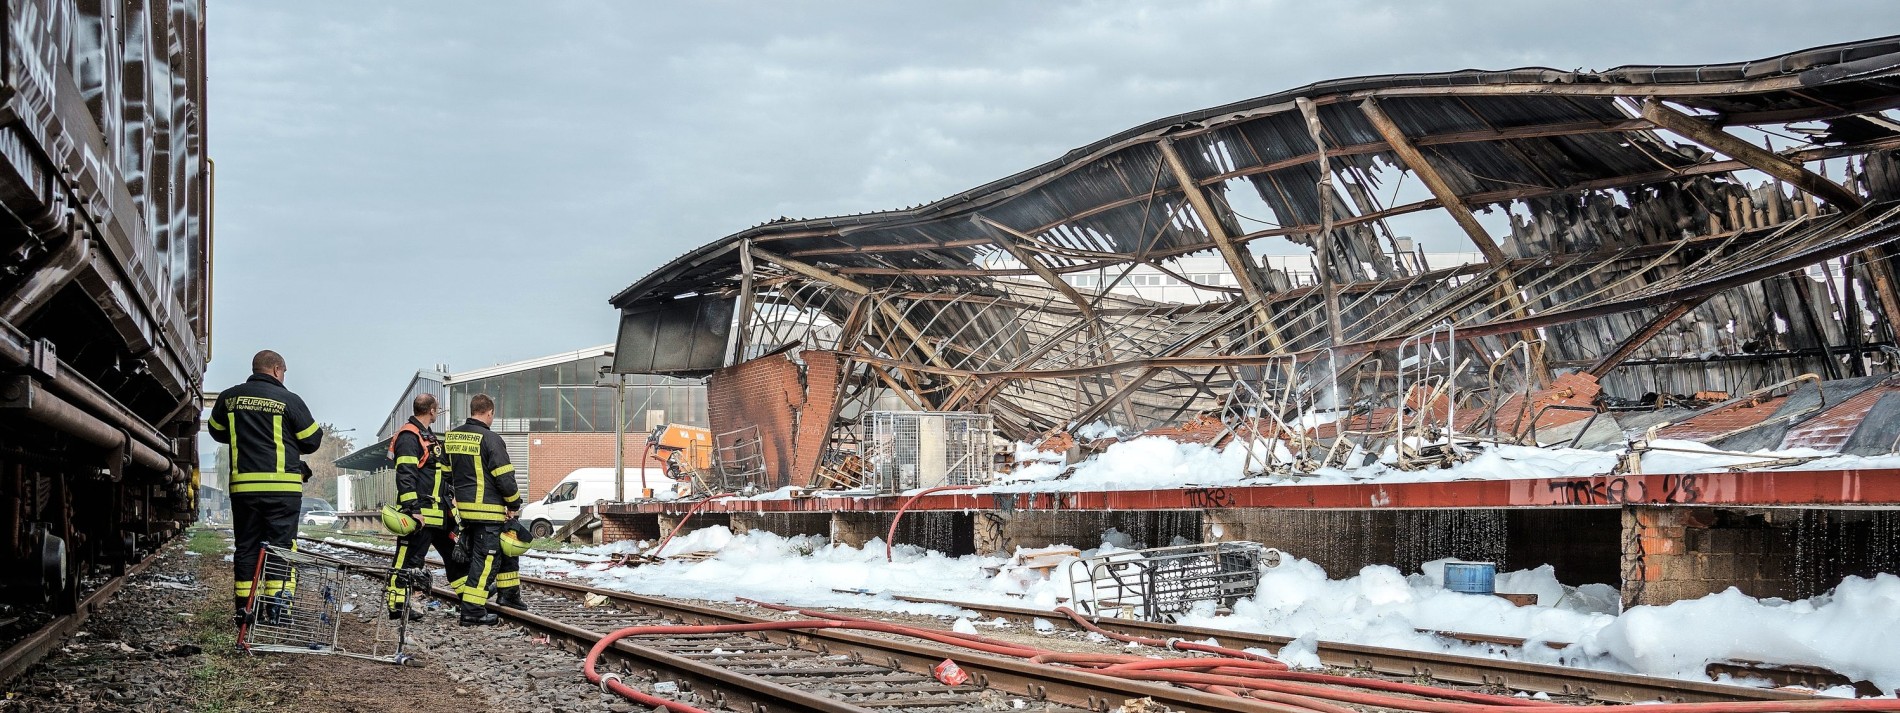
{"left": 185, "top": 527, "right": 227, "bottom": 555}
{"left": 529, "top": 537, "right": 575, "bottom": 551}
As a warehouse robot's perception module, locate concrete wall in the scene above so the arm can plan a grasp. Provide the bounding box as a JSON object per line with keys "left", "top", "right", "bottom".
{"left": 975, "top": 510, "right": 1201, "bottom": 554}
{"left": 1203, "top": 507, "right": 1619, "bottom": 584}
{"left": 732, "top": 512, "right": 831, "bottom": 538}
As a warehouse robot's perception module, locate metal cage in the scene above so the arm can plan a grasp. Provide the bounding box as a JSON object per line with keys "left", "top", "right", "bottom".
{"left": 707, "top": 425, "right": 766, "bottom": 494}
{"left": 864, "top": 411, "right": 994, "bottom": 493}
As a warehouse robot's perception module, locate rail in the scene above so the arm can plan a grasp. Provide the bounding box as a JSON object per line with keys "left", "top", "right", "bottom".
{"left": 859, "top": 593, "right": 1822, "bottom": 706}
{"left": 303, "top": 537, "right": 1886, "bottom": 711}
{"left": 0, "top": 543, "right": 162, "bottom": 684}
{"left": 301, "top": 537, "right": 1301, "bottom": 713}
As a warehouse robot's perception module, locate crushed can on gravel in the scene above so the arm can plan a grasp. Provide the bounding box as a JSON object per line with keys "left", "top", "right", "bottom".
{"left": 239, "top": 543, "right": 421, "bottom": 665}
{"left": 932, "top": 658, "right": 971, "bottom": 686}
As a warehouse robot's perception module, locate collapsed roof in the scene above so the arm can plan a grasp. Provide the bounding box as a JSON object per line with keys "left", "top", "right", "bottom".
{"left": 610, "top": 36, "right": 1900, "bottom": 449}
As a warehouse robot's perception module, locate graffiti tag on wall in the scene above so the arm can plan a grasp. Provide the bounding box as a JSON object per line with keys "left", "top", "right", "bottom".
{"left": 1547, "top": 474, "right": 1703, "bottom": 506}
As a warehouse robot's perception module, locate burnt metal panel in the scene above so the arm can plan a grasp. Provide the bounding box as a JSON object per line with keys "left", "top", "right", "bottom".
{"left": 612, "top": 294, "right": 732, "bottom": 376}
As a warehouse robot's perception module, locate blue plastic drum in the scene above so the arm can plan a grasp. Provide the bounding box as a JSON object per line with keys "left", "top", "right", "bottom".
{"left": 1443, "top": 561, "right": 1497, "bottom": 595}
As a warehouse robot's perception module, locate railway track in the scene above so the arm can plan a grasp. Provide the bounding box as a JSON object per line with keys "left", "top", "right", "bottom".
{"left": 0, "top": 546, "right": 161, "bottom": 685}
{"left": 302, "top": 537, "right": 1881, "bottom": 712}
{"left": 861, "top": 593, "right": 1817, "bottom": 706}
{"left": 304, "top": 538, "right": 1305, "bottom": 713}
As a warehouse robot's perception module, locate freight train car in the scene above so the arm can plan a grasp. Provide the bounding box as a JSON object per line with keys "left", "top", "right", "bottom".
{"left": 0, "top": 1, "right": 210, "bottom": 614}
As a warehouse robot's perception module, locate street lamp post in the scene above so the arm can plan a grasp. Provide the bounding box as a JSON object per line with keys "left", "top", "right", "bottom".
{"left": 612, "top": 373, "right": 628, "bottom": 502}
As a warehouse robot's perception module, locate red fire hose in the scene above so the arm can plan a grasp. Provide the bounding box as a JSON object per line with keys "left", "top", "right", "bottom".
{"left": 645, "top": 493, "right": 735, "bottom": 557}
{"left": 1052, "top": 605, "right": 1290, "bottom": 667}
{"left": 584, "top": 611, "right": 1900, "bottom": 713}
{"left": 885, "top": 484, "right": 979, "bottom": 561}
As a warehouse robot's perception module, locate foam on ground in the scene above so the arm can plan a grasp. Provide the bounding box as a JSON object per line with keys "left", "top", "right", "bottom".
{"left": 523, "top": 527, "right": 1900, "bottom": 695}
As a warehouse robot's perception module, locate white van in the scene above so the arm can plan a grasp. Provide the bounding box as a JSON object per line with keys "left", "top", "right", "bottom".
{"left": 520, "top": 467, "right": 681, "bottom": 538}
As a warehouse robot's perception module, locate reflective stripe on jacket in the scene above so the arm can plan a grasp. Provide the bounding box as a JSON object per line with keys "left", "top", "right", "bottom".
{"left": 208, "top": 373, "right": 322, "bottom": 496}
{"left": 390, "top": 418, "right": 454, "bottom": 527}
{"left": 446, "top": 418, "right": 519, "bottom": 522}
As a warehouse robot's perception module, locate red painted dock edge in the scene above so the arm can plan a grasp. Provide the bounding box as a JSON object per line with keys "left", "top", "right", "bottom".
{"left": 595, "top": 469, "right": 1900, "bottom": 517}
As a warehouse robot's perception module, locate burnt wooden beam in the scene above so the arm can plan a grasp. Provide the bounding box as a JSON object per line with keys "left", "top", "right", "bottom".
{"left": 1639, "top": 97, "right": 1900, "bottom": 351}
{"left": 747, "top": 246, "right": 959, "bottom": 375}
{"left": 1296, "top": 97, "right": 1347, "bottom": 346}
{"left": 844, "top": 211, "right": 1900, "bottom": 383}
{"left": 1360, "top": 96, "right": 1549, "bottom": 383}
{"left": 1640, "top": 98, "right": 1862, "bottom": 210}
{"left": 1156, "top": 137, "right": 1283, "bottom": 349}
{"left": 724, "top": 239, "right": 757, "bottom": 365}
{"left": 973, "top": 215, "right": 1140, "bottom": 423}
{"left": 1586, "top": 297, "right": 1709, "bottom": 378}
{"left": 1065, "top": 368, "right": 1162, "bottom": 429}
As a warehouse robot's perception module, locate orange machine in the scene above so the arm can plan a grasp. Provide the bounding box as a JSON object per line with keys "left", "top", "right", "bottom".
{"left": 646, "top": 424, "right": 713, "bottom": 476}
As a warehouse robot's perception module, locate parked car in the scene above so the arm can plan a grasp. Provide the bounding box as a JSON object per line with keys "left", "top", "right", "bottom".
{"left": 521, "top": 467, "right": 683, "bottom": 539}
{"left": 302, "top": 510, "right": 339, "bottom": 527}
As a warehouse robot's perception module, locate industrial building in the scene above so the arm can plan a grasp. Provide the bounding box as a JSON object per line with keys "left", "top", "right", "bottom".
{"left": 592, "top": 37, "right": 1900, "bottom": 610}
{"left": 334, "top": 346, "right": 707, "bottom": 510}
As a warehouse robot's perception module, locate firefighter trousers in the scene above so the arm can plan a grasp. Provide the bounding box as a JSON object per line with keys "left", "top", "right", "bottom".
{"left": 387, "top": 524, "right": 466, "bottom": 611}
{"left": 458, "top": 523, "right": 519, "bottom": 610}
{"left": 231, "top": 494, "right": 301, "bottom": 615}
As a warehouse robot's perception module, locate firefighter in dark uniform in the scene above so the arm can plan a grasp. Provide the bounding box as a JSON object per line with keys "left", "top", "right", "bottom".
{"left": 384, "top": 393, "right": 466, "bottom": 619}
{"left": 207, "top": 350, "right": 323, "bottom": 627}
{"left": 444, "top": 393, "right": 527, "bottom": 625}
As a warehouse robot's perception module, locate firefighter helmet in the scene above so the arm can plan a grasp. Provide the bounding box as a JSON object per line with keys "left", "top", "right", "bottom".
{"left": 500, "top": 520, "right": 533, "bottom": 557}
{"left": 381, "top": 505, "right": 420, "bottom": 536}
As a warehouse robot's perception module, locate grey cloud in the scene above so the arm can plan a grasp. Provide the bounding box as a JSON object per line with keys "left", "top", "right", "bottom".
{"left": 206, "top": 0, "right": 1893, "bottom": 435}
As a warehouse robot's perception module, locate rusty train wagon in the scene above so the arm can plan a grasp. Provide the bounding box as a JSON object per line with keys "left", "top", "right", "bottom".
{"left": 0, "top": 1, "right": 210, "bottom": 614}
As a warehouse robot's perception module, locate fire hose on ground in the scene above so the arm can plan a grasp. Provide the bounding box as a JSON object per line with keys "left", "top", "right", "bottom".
{"left": 643, "top": 493, "right": 736, "bottom": 557}
{"left": 583, "top": 602, "right": 1900, "bottom": 713}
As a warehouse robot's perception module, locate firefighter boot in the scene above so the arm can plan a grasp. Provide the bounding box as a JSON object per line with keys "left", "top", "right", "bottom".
{"left": 458, "top": 602, "right": 498, "bottom": 626}
{"left": 495, "top": 587, "right": 528, "bottom": 611}
{"left": 388, "top": 603, "right": 426, "bottom": 621}
{"left": 232, "top": 597, "right": 254, "bottom": 630}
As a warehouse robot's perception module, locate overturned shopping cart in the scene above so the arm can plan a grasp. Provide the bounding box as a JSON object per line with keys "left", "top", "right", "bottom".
{"left": 238, "top": 543, "right": 423, "bottom": 665}
{"left": 1065, "top": 542, "right": 1271, "bottom": 623}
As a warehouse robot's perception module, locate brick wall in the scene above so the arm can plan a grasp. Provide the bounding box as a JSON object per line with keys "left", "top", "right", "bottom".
{"left": 705, "top": 350, "right": 846, "bottom": 489}
{"left": 1621, "top": 505, "right": 1900, "bottom": 607}
{"left": 795, "top": 351, "right": 845, "bottom": 485}
{"left": 523, "top": 432, "right": 653, "bottom": 500}
{"left": 599, "top": 512, "right": 663, "bottom": 543}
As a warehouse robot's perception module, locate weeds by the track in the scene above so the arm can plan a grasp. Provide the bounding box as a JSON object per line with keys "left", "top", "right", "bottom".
{"left": 180, "top": 529, "right": 274, "bottom": 713}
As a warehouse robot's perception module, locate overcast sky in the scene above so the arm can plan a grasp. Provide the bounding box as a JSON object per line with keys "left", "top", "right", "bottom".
{"left": 205, "top": 1, "right": 1893, "bottom": 440}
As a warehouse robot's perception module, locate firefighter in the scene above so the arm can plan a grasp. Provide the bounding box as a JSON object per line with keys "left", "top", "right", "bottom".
{"left": 384, "top": 393, "right": 466, "bottom": 619}
{"left": 444, "top": 393, "right": 526, "bottom": 625}
{"left": 207, "top": 350, "right": 323, "bottom": 628}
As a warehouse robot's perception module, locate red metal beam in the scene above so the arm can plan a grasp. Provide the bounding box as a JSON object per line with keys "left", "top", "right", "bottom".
{"left": 604, "top": 468, "right": 1900, "bottom": 517}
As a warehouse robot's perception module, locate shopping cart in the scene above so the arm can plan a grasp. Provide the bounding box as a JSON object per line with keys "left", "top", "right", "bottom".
{"left": 238, "top": 543, "right": 424, "bottom": 665}
{"left": 1065, "top": 542, "right": 1268, "bottom": 622}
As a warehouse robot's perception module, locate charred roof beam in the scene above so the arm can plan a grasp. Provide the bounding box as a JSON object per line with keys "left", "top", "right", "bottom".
{"left": 1638, "top": 97, "right": 1900, "bottom": 345}
{"left": 1155, "top": 138, "right": 1282, "bottom": 349}
{"left": 1359, "top": 97, "right": 1550, "bottom": 382}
